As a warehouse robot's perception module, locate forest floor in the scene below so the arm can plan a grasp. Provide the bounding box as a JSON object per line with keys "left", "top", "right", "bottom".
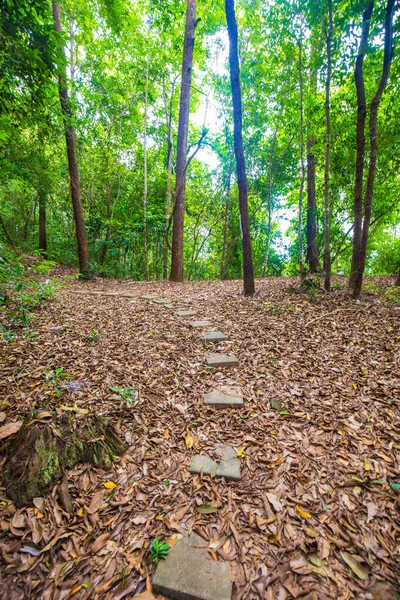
{"left": 0, "top": 274, "right": 399, "bottom": 600}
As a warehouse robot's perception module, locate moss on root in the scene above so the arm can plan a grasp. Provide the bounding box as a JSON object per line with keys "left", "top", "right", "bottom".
{"left": 1, "top": 415, "right": 127, "bottom": 507}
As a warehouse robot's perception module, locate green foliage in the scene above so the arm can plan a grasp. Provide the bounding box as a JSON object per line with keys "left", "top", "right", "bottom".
{"left": 109, "top": 386, "right": 138, "bottom": 407}
{"left": 148, "top": 537, "right": 170, "bottom": 566}
{"left": 84, "top": 329, "right": 100, "bottom": 343}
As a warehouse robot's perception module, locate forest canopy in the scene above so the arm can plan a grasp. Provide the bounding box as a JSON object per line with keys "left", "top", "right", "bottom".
{"left": 0, "top": 0, "right": 399, "bottom": 294}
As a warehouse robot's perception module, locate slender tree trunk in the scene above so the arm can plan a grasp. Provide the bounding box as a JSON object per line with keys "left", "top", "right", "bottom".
{"left": 352, "top": 0, "right": 395, "bottom": 299}
{"left": 396, "top": 268, "right": 400, "bottom": 286}
{"left": 163, "top": 75, "right": 176, "bottom": 279}
{"left": 143, "top": 56, "right": 149, "bottom": 280}
{"left": 221, "top": 171, "right": 232, "bottom": 280}
{"left": 298, "top": 34, "right": 306, "bottom": 281}
{"left": 306, "top": 135, "right": 319, "bottom": 273}
{"left": 52, "top": 1, "right": 90, "bottom": 278}
{"left": 225, "top": 0, "right": 255, "bottom": 296}
{"left": 38, "top": 131, "right": 47, "bottom": 257}
{"left": 99, "top": 182, "right": 111, "bottom": 267}
{"left": 0, "top": 213, "right": 18, "bottom": 255}
{"left": 170, "top": 0, "right": 197, "bottom": 282}
{"left": 349, "top": 2, "right": 374, "bottom": 289}
{"left": 323, "top": 0, "right": 333, "bottom": 292}
{"left": 262, "top": 126, "right": 277, "bottom": 277}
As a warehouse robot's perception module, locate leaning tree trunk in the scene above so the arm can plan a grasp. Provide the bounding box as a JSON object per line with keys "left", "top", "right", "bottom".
{"left": 306, "top": 136, "right": 319, "bottom": 274}
{"left": 352, "top": 0, "right": 395, "bottom": 299}
{"left": 0, "top": 213, "right": 18, "bottom": 255}
{"left": 349, "top": 2, "right": 374, "bottom": 290}
{"left": 323, "top": 0, "right": 333, "bottom": 292}
{"left": 298, "top": 34, "right": 306, "bottom": 282}
{"left": 170, "top": 0, "right": 197, "bottom": 282}
{"left": 225, "top": 0, "right": 255, "bottom": 297}
{"left": 52, "top": 1, "right": 90, "bottom": 278}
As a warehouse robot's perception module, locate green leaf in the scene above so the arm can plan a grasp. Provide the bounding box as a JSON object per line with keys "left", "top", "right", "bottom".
{"left": 196, "top": 504, "right": 218, "bottom": 514}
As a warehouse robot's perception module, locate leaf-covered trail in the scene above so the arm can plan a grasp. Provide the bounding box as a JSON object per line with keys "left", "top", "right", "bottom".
{"left": 0, "top": 276, "right": 399, "bottom": 600}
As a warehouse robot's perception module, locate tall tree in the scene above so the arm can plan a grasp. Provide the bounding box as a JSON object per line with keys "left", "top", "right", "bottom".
{"left": 323, "top": 0, "right": 333, "bottom": 291}
{"left": 225, "top": 0, "right": 255, "bottom": 296}
{"left": 352, "top": 0, "right": 396, "bottom": 299}
{"left": 52, "top": 1, "right": 90, "bottom": 277}
{"left": 170, "top": 0, "right": 197, "bottom": 282}
{"left": 143, "top": 56, "right": 149, "bottom": 280}
{"left": 349, "top": 2, "right": 374, "bottom": 289}
{"left": 306, "top": 135, "right": 319, "bottom": 273}
{"left": 297, "top": 32, "right": 306, "bottom": 281}
{"left": 38, "top": 129, "right": 47, "bottom": 257}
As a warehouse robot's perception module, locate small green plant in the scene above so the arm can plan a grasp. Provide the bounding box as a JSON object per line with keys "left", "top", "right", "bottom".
{"left": 84, "top": 329, "right": 99, "bottom": 342}
{"left": 148, "top": 537, "right": 170, "bottom": 565}
{"left": 386, "top": 286, "right": 400, "bottom": 303}
{"left": 0, "top": 325, "right": 16, "bottom": 342}
{"left": 109, "top": 386, "right": 138, "bottom": 407}
{"left": 32, "top": 260, "right": 57, "bottom": 276}
{"left": 45, "top": 367, "right": 72, "bottom": 397}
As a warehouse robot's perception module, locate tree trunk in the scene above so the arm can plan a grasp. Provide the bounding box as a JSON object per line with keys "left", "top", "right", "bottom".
{"left": 349, "top": 2, "right": 374, "bottom": 289}
{"left": 52, "top": 1, "right": 90, "bottom": 278}
{"left": 262, "top": 126, "right": 277, "bottom": 277}
{"left": 38, "top": 130, "right": 47, "bottom": 257}
{"left": 352, "top": 0, "right": 395, "bottom": 299}
{"left": 225, "top": 0, "right": 255, "bottom": 296}
{"left": 0, "top": 213, "right": 18, "bottom": 255}
{"left": 170, "top": 0, "right": 197, "bottom": 282}
{"left": 143, "top": 56, "right": 149, "bottom": 280}
{"left": 323, "top": 0, "right": 333, "bottom": 292}
{"left": 163, "top": 76, "right": 176, "bottom": 279}
{"left": 396, "top": 268, "right": 400, "bottom": 286}
{"left": 298, "top": 34, "right": 306, "bottom": 281}
{"left": 221, "top": 171, "right": 232, "bottom": 280}
{"left": 306, "top": 135, "right": 319, "bottom": 274}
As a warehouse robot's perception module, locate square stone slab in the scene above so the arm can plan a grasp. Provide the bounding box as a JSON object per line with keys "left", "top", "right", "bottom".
{"left": 204, "top": 331, "right": 227, "bottom": 342}
{"left": 177, "top": 310, "right": 197, "bottom": 316}
{"left": 206, "top": 353, "right": 239, "bottom": 367}
{"left": 204, "top": 387, "right": 243, "bottom": 408}
{"left": 190, "top": 321, "right": 213, "bottom": 328}
{"left": 153, "top": 531, "right": 232, "bottom": 600}
{"left": 188, "top": 446, "right": 241, "bottom": 481}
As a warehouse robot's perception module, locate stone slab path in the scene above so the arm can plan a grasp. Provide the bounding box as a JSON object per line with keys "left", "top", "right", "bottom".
{"left": 204, "top": 386, "right": 243, "bottom": 408}
{"left": 188, "top": 446, "right": 241, "bottom": 480}
{"left": 190, "top": 320, "right": 213, "bottom": 328}
{"left": 176, "top": 310, "right": 197, "bottom": 316}
{"left": 204, "top": 331, "right": 227, "bottom": 341}
{"left": 153, "top": 531, "right": 232, "bottom": 600}
{"left": 206, "top": 353, "right": 239, "bottom": 367}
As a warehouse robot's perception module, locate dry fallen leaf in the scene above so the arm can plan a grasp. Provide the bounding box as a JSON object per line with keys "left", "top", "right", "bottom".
{"left": 0, "top": 420, "right": 23, "bottom": 440}
{"left": 103, "top": 481, "right": 117, "bottom": 490}
{"left": 340, "top": 551, "right": 369, "bottom": 580}
{"left": 295, "top": 505, "right": 311, "bottom": 519}
{"left": 185, "top": 433, "right": 194, "bottom": 449}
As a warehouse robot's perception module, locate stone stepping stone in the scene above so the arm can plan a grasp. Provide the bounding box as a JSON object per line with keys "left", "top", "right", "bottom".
{"left": 153, "top": 531, "right": 232, "bottom": 600}
{"left": 204, "top": 331, "right": 227, "bottom": 342}
{"left": 190, "top": 320, "right": 213, "bottom": 328}
{"left": 176, "top": 310, "right": 197, "bottom": 316}
{"left": 188, "top": 445, "right": 241, "bottom": 481}
{"left": 204, "top": 386, "right": 243, "bottom": 408}
{"left": 142, "top": 295, "right": 157, "bottom": 300}
{"left": 164, "top": 304, "right": 175, "bottom": 309}
{"left": 206, "top": 353, "right": 239, "bottom": 367}
{"left": 152, "top": 299, "right": 169, "bottom": 304}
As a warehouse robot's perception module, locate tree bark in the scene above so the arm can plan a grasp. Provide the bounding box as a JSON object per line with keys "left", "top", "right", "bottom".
{"left": 349, "top": 2, "right": 374, "bottom": 289}
{"left": 323, "top": 0, "right": 333, "bottom": 292}
{"left": 298, "top": 34, "right": 306, "bottom": 281}
{"left": 262, "top": 126, "right": 277, "bottom": 277}
{"left": 352, "top": 0, "right": 396, "bottom": 299}
{"left": 225, "top": 0, "right": 255, "bottom": 296}
{"left": 52, "top": 1, "right": 90, "bottom": 278}
{"left": 143, "top": 56, "right": 149, "bottom": 280}
{"left": 306, "top": 135, "right": 319, "bottom": 274}
{"left": 170, "top": 0, "right": 197, "bottom": 282}
{"left": 396, "top": 268, "right": 400, "bottom": 286}
{"left": 38, "top": 130, "right": 47, "bottom": 257}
